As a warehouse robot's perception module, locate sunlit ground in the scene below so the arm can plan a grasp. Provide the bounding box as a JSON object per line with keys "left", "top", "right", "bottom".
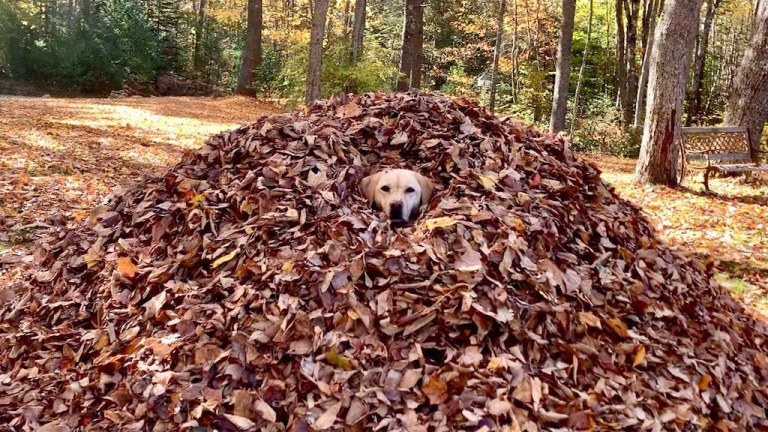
{"left": 586, "top": 154, "right": 768, "bottom": 317}
{"left": 0, "top": 97, "right": 764, "bottom": 316}
{"left": 0, "top": 96, "right": 276, "bottom": 256}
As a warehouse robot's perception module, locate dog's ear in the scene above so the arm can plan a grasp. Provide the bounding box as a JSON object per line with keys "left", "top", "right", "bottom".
{"left": 360, "top": 171, "right": 382, "bottom": 202}
{"left": 416, "top": 173, "right": 434, "bottom": 206}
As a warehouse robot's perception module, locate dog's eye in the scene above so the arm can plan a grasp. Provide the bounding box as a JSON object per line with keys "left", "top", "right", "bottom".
{"left": 405, "top": 187, "right": 416, "bottom": 194}
{"left": 380, "top": 185, "right": 390, "bottom": 192}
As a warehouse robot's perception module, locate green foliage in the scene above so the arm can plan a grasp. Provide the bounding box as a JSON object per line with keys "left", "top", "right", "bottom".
{"left": 0, "top": 0, "right": 161, "bottom": 93}
{"left": 571, "top": 95, "right": 641, "bottom": 157}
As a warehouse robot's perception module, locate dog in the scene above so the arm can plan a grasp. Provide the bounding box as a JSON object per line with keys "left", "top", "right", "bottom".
{"left": 360, "top": 169, "right": 434, "bottom": 224}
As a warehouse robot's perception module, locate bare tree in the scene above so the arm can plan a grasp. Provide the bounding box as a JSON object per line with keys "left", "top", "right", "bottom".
{"left": 305, "top": 0, "right": 331, "bottom": 104}
{"left": 633, "top": 0, "right": 660, "bottom": 127}
{"left": 686, "top": 0, "right": 722, "bottom": 125}
{"left": 725, "top": 0, "right": 768, "bottom": 156}
{"left": 235, "top": 0, "right": 263, "bottom": 95}
{"left": 489, "top": 0, "right": 507, "bottom": 113}
{"left": 351, "top": 0, "right": 366, "bottom": 62}
{"left": 193, "top": 0, "right": 206, "bottom": 71}
{"left": 397, "top": 0, "right": 423, "bottom": 91}
{"left": 549, "top": 0, "right": 576, "bottom": 133}
{"left": 623, "top": 0, "right": 641, "bottom": 126}
{"left": 615, "top": 0, "right": 626, "bottom": 109}
{"left": 571, "top": 0, "right": 594, "bottom": 134}
{"left": 633, "top": 0, "right": 706, "bottom": 185}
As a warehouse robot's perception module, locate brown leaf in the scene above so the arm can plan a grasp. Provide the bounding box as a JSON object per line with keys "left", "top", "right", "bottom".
{"left": 222, "top": 414, "right": 256, "bottom": 429}
{"left": 254, "top": 399, "right": 276, "bottom": 423}
{"left": 578, "top": 312, "right": 601, "bottom": 328}
{"left": 422, "top": 375, "right": 449, "bottom": 405}
{"left": 313, "top": 401, "right": 342, "bottom": 430}
{"left": 455, "top": 246, "right": 483, "bottom": 272}
{"left": 606, "top": 317, "right": 629, "bottom": 338}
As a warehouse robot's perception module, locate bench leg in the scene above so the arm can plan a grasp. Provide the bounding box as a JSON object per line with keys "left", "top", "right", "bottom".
{"left": 704, "top": 168, "right": 712, "bottom": 191}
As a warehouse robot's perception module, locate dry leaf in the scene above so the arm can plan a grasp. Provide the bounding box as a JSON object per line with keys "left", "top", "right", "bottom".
{"left": 313, "top": 401, "right": 342, "bottom": 430}
{"left": 632, "top": 345, "right": 646, "bottom": 367}
{"left": 117, "top": 257, "right": 138, "bottom": 279}
{"left": 222, "top": 414, "right": 255, "bottom": 429}
{"left": 422, "top": 375, "right": 449, "bottom": 405}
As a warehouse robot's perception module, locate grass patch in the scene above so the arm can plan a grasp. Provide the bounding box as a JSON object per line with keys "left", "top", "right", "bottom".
{"left": 716, "top": 273, "right": 768, "bottom": 317}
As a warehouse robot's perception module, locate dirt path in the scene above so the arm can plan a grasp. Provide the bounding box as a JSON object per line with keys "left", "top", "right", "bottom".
{"left": 0, "top": 96, "right": 276, "bottom": 264}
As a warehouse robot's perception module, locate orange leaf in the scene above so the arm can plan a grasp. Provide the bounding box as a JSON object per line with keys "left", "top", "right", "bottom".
{"left": 632, "top": 345, "right": 646, "bottom": 367}
{"left": 422, "top": 375, "right": 448, "bottom": 405}
{"left": 699, "top": 374, "right": 712, "bottom": 391}
{"left": 117, "top": 257, "right": 138, "bottom": 279}
{"left": 606, "top": 317, "right": 628, "bottom": 338}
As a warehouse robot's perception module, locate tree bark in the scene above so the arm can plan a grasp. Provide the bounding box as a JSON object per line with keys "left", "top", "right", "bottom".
{"left": 571, "top": 0, "right": 594, "bottom": 134}
{"left": 623, "top": 0, "right": 641, "bottom": 126}
{"left": 725, "top": 1, "right": 768, "bottom": 156}
{"left": 615, "top": 0, "right": 626, "bottom": 109}
{"left": 633, "top": 0, "right": 660, "bottom": 127}
{"left": 686, "top": 0, "right": 721, "bottom": 126}
{"left": 511, "top": 0, "right": 519, "bottom": 103}
{"left": 235, "top": 0, "right": 263, "bottom": 96}
{"left": 351, "top": 0, "right": 366, "bottom": 62}
{"left": 193, "top": 0, "right": 207, "bottom": 71}
{"left": 411, "top": 0, "right": 424, "bottom": 89}
{"left": 633, "top": 0, "right": 706, "bottom": 185}
{"left": 549, "top": 0, "right": 576, "bottom": 133}
{"left": 305, "top": 0, "right": 330, "bottom": 104}
{"left": 489, "top": 0, "right": 507, "bottom": 113}
{"left": 397, "top": 0, "right": 422, "bottom": 91}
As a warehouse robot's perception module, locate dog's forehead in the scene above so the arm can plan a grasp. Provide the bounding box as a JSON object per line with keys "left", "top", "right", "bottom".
{"left": 380, "top": 169, "right": 421, "bottom": 188}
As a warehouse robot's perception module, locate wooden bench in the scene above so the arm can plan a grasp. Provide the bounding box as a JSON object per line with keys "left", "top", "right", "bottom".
{"left": 679, "top": 126, "right": 768, "bottom": 191}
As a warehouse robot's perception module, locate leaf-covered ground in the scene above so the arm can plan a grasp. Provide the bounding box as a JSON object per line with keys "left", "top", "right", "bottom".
{"left": 585, "top": 154, "right": 768, "bottom": 317}
{"left": 0, "top": 97, "right": 765, "bottom": 317}
{"left": 0, "top": 95, "right": 275, "bottom": 265}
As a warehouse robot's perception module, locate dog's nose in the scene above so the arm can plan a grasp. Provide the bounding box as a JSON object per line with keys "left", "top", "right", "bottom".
{"left": 390, "top": 202, "right": 404, "bottom": 220}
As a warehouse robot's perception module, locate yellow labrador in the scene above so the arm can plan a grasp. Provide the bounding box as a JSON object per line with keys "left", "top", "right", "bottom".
{"left": 361, "top": 169, "right": 434, "bottom": 223}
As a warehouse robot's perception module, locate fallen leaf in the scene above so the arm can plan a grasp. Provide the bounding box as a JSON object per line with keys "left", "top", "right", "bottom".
{"left": 313, "top": 401, "right": 342, "bottom": 430}
{"left": 632, "top": 345, "right": 646, "bottom": 367}
{"left": 222, "top": 414, "right": 255, "bottom": 429}
{"left": 422, "top": 375, "right": 449, "bottom": 405}
{"left": 117, "top": 257, "right": 138, "bottom": 279}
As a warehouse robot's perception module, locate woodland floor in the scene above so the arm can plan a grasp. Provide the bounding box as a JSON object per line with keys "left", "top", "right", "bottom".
{"left": 0, "top": 96, "right": 766, "bottom": 317}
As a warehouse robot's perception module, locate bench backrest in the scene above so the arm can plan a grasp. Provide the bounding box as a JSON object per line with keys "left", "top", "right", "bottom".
{"left": 680, "top": 126, "right": 753, "bottom": 165}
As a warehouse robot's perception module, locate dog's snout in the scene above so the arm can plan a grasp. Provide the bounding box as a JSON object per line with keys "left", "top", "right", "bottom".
{"left": 390, "top": 202, "right": 404, "bottom": 220}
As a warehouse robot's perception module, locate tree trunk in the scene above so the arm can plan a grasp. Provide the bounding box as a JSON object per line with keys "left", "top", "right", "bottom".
{"left": 411, "top": 0, "right": 424, "bottom": 89}
{"left": 686, "top": 0, "right": 721, "bottom": 126}
{"left": 725, "top": 1, "right": 768, "bottom": 156}
{"left": 193, "top": 0, "right": 207, "bottom": 71}
{"left": 633, "top": 0, "right": 706, "bottom": 185}
{"left": 571, "top": 0, "right": 594, "bottom": 134}
{"left": 511, "top": 0, "right": 519, "bottom": 103}
{"left": 615, "top": 0, "right": 626, "bottom": 109}
{"left": 549, "top": 0, "right": 576, "bottom": 133}
{"left": 342, "top": 0, "right": 351, "bottom": 46}
{"left": 351, "top": 0, "right": 366, "bottom": 62}
{"left": 305, "top": 0, "right": 330, "bottom": 104}
{"left": 397, "top": 0, "right": 422, "bottom": 91}
{"left": 633, "top": 0, "right": 660, "bottom": 127}
{"left": 623, "top": 0, "right": 641, "bottom": 126}
{"left": 235, "top": 0, "right": 263, "bottom": 96}
{"left": 489, "top": 0, "right": 507, "bottom": 113}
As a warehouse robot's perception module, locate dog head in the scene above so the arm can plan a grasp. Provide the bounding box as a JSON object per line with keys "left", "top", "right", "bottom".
{"left": 360, "top": 169, "right": 434, "bottom": 224}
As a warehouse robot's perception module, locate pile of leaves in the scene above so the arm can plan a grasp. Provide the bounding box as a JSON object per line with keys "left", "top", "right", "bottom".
{"left": 1, "top": 93, "right": 767, "bottom": 431}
